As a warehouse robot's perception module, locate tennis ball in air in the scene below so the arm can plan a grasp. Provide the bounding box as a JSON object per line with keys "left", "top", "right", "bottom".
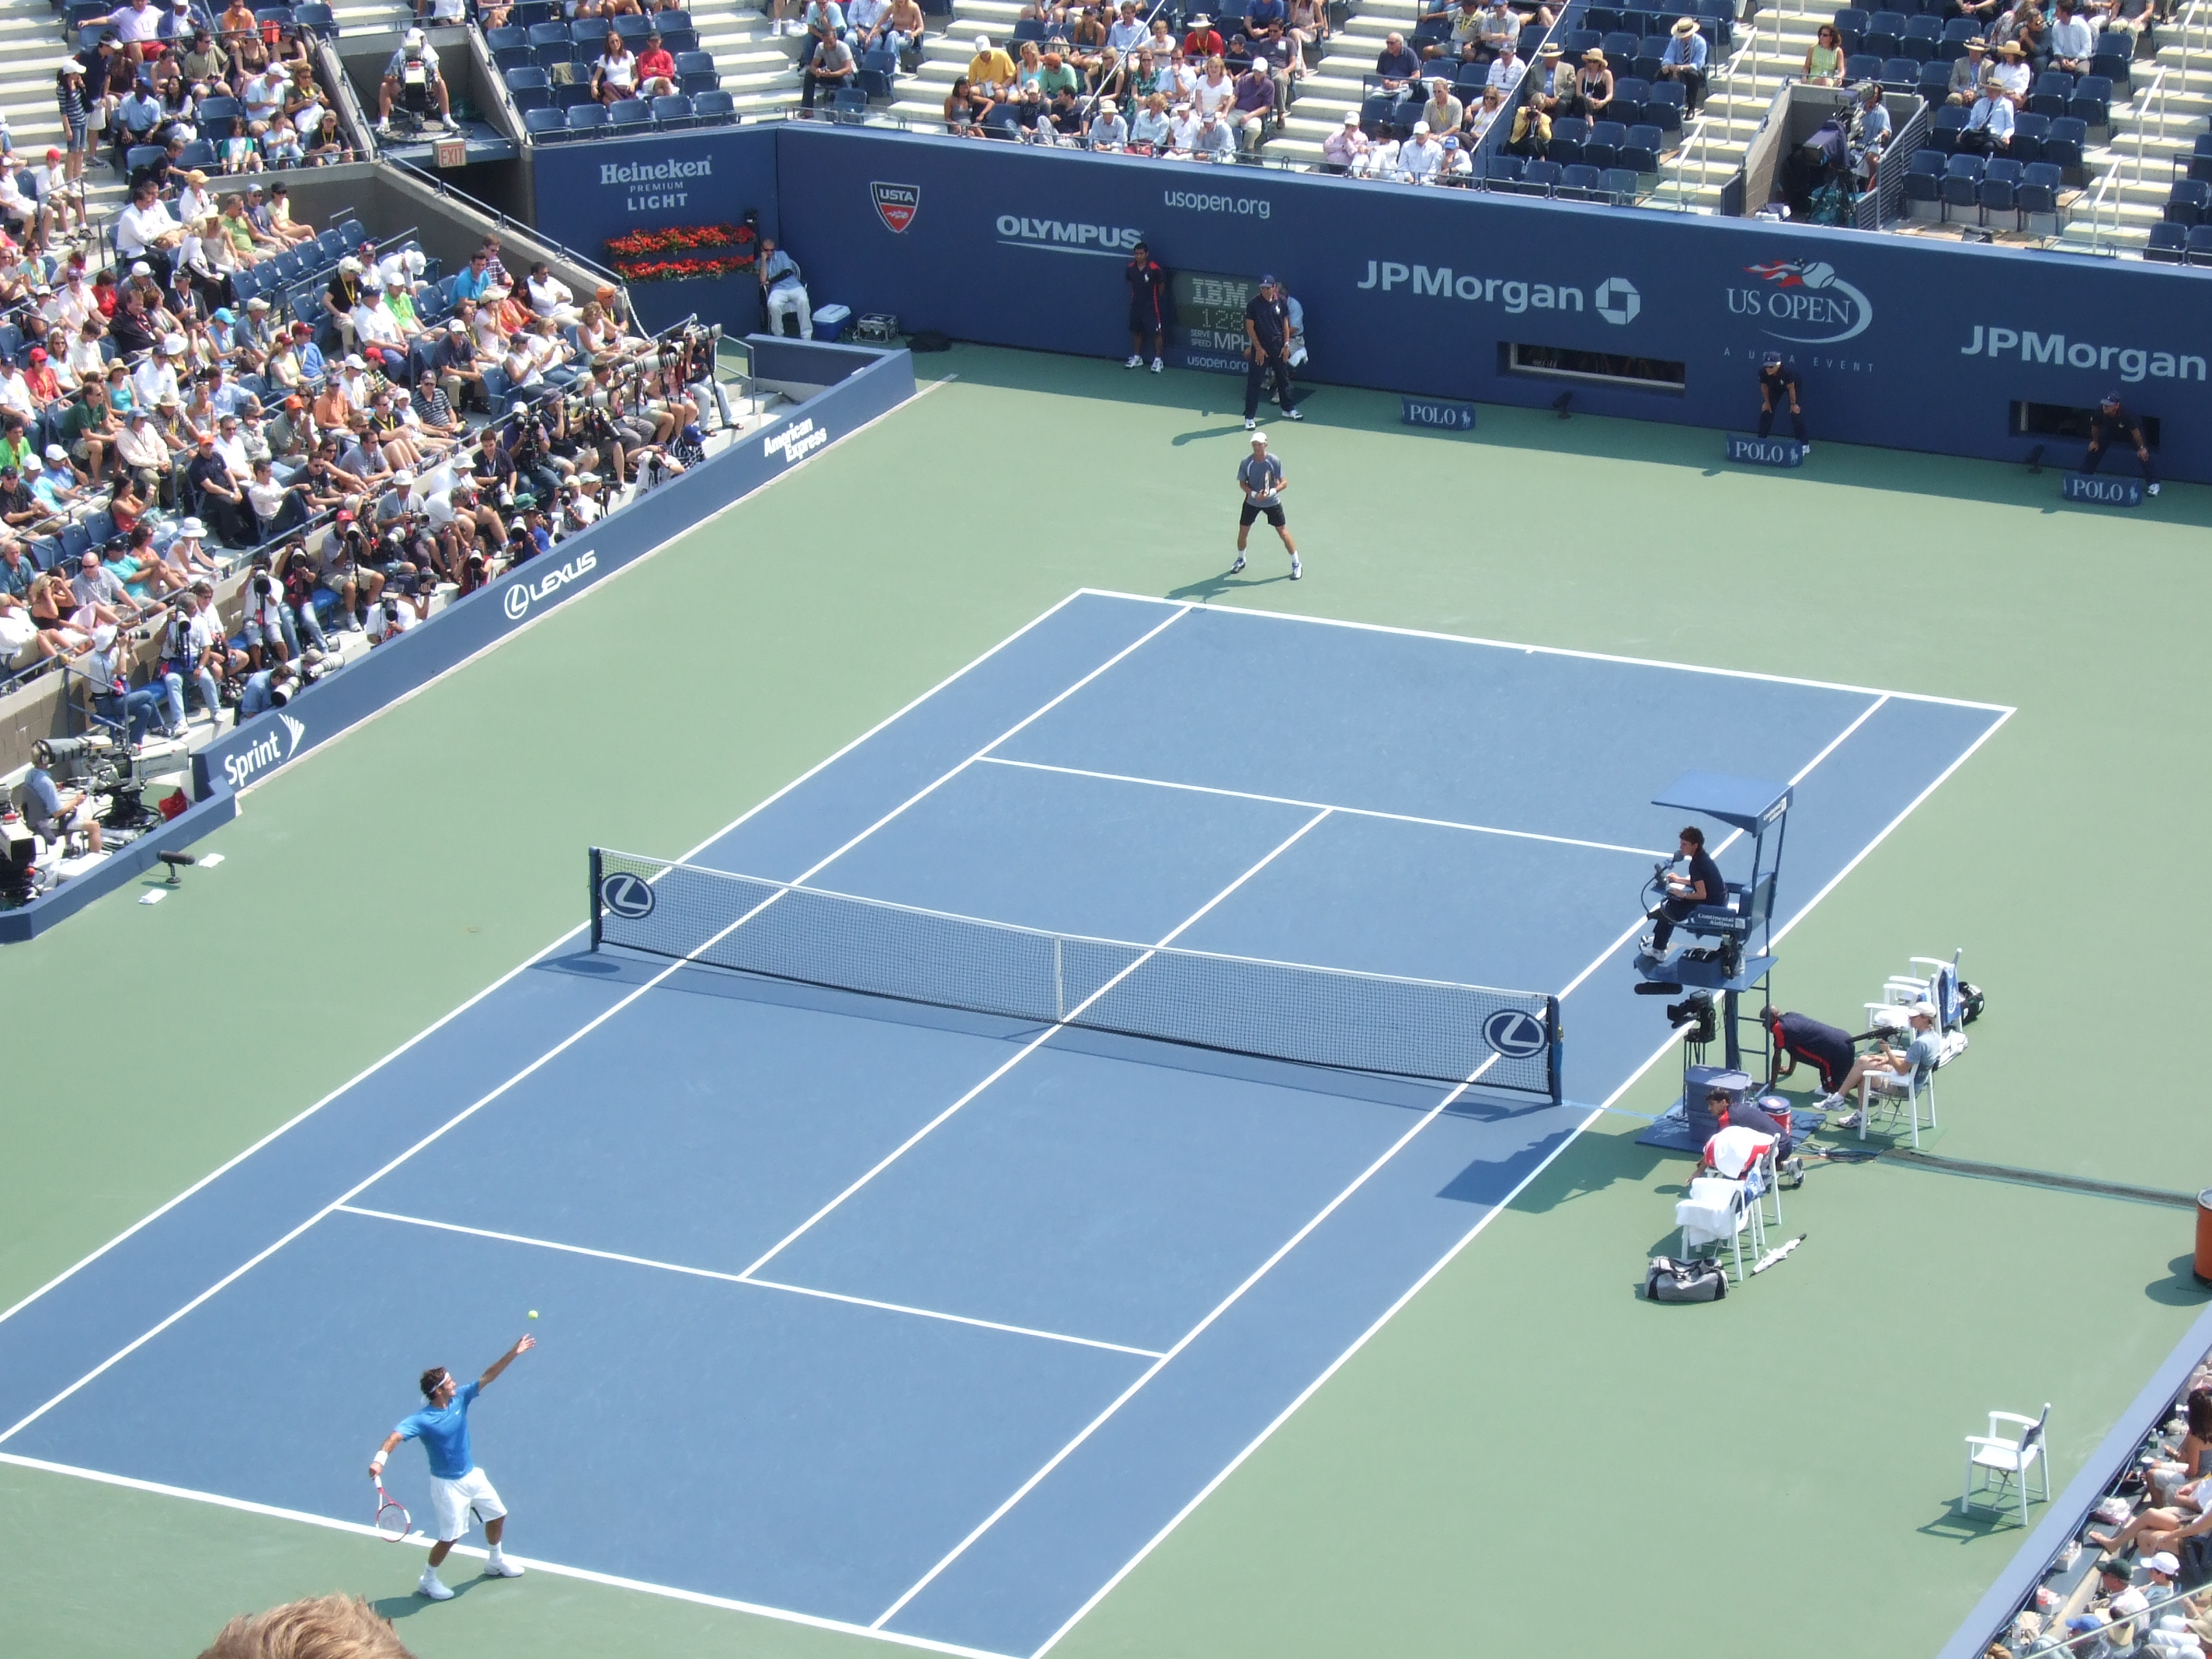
{"left": 527, "top": 1310, "right": 538, "bottom": 1320}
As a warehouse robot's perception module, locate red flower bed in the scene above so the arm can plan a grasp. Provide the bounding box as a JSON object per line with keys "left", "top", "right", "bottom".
{"left": 609, "top": 254, "right": 756, "bottom": 283}
{"left": 604, "top": 224, "right": 756, "bottom": 257}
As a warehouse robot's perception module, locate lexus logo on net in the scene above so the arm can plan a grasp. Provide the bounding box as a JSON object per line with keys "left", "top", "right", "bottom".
{"left": 871, "top": 181, "right": 920, "bottom": 233}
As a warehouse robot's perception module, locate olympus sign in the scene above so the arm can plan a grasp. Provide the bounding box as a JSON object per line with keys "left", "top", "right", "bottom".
{"left": 1957, "top": 326, "right": 2207, "bottom": 384}
{"left": 502, "top": 551, "right": 599, "bottom": 621}
{"left": 994, "top": 214, "right": 1144, "bottom": 258}
{"left": 1728, "top": 259, "right": 1873, "bottom": 344}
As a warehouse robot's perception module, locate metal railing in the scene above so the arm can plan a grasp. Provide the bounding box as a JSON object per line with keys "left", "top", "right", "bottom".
{"left": 1656, "top": 0, "right": 1773, "bottom": 211}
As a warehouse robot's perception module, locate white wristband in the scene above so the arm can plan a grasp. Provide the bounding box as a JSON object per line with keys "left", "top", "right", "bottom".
{"left": 370, "top": 1452, "right": 386, "bottom": 1472}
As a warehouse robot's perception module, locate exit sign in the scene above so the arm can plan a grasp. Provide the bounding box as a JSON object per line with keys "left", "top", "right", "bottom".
{"left": 434, "top": 137, "right": 467, "bottom": 168}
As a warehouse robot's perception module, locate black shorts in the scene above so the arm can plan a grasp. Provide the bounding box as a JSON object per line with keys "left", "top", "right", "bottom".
{"left": 1239, "top": 499, "right": 1285, "bottom": 527}
{"left": 1129, "top": 302, "right": 1162, "bottom": 336}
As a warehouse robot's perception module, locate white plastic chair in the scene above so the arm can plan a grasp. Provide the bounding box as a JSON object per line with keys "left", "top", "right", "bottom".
{"left": 1961, "top": 1403, "right": 2051, "bottom": 1525}
{"left": 1675, "top": 1175, "right": 1765, "bottom": 1283}
{"left": 1859, "top": 1059, "right": 1936, "bottom": 1149}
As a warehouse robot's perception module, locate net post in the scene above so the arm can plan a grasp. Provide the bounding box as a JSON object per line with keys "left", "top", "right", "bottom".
{"left": 1054, "top": 936, "right": 1065, "bottom": 1021}
{"left": 1546, "top": 996, "right": 1563, "bottom": 1104}
{"left": 589, "top": 847, "right": 603, "bottom": 952}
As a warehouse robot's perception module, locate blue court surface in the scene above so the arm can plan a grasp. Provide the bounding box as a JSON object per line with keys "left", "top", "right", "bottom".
{"left": 0, "top": 593, "right": 2009, "bottom": 1659}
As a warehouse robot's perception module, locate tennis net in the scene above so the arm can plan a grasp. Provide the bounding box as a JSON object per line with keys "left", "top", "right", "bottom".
{"left": 590, "top": 849, "right": 1563, "bottom": 1099}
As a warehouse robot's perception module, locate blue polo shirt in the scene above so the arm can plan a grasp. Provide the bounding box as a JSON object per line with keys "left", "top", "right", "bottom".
{"left": 395, "top": 1379, "right": 480, "bottom": 1480}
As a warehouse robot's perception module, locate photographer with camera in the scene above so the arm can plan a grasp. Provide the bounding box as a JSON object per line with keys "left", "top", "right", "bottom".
{"left": 319, "top": 512, "right": 385, "bottom": 628}
{"left": 505, "top": 398, "right": 568, "bottom": 507}
{"left": 275, "top": 540, "right": 335, "bottom": 656}
{"left": 1640, "top": 823, "right": 1726, "bottom": 959}
{"left": 236, "top": 655, "right": 300, "bottom": 719}
{"left": 82, "top": 622, "right": 172, "bottom": 750}
{"left": 366, "top": 577, "right": 430, "bottom": 646}
{"left": 238, "top": 557, "right": 292, "bottom": 670}
{"left": 378, "top": 26, "right": 454, "bottom": 134}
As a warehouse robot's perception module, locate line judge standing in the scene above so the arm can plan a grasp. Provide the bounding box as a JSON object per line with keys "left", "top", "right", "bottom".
{"left": 1242, "top": 273, "right": 1302, "bottom": 430}
{"left": 1231, "top": 430, "right": 1300, "bottom": 580}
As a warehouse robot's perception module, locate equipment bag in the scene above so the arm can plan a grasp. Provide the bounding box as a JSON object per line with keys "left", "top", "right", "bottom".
{"left": 1958, "top": 980, "right": 1986, "bottom": 1024}
{"left": 1645, "top": 1254, "right": 1727, "bottom": 1303}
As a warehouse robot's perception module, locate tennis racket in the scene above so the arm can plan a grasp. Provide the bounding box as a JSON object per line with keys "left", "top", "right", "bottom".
{"left": 374, "top": 1479, "right": 411, "bottom": 1542}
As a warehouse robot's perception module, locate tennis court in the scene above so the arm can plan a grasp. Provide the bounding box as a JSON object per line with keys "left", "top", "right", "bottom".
{"left": 0, "top": 589, "right": 2003, "bottom": 1658}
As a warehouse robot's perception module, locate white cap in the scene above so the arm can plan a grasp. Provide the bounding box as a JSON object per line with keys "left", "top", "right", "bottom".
{"left": 406, "top": 249, "right": 426, "bottom": 271}
{"left": 93, "top": 623, "right": 117, "bottom": 649}
{"left": 1341, "top": 110, "right": 1358, "bottom": 123}
{"left": 405, "top": 24, "right": 425, "bottom": 42}
{"left": 339, "top": 256, "right": 362, "bottom": 273}
{"left": 130, "top": 260, "right": 151, "bottom": 276}
{"left": 162, "top": 334, "right": 185, "bottom": 353}
{"left": 44, "top": 444, "right": 66, "bottom": 461}
{"left": 974, "top": 32, "right": 989, "bottom": 47}
{"left": 180, "top": 516, "right": 205, "bottom": 536}
{"left": 22, "top": 454, "right": 40, "bottom": 473}
{"left": 1412, "top": 120, "right": 1430, "bottom": 134}
{"left": 394, "top": 470, "right": 414, "bottom": 485}
{"left": 345, "top": 353, "right": 366, "bottom": 368}
{"left": 246, "top": 296, "right": 269, "bottom": 309}
{"left": 447, "top": 319, "right": 466, "bottom": 332}
{"left": 1248, "top": 430, "right": 1268, "bottom": 444}
{"left": 510, "top": 399, "right": 530, "bottom": 414}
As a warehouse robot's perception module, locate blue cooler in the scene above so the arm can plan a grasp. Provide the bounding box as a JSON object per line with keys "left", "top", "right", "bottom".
{"left": 1683, "top": 1066, "right": 1753, "bottom": 1143}
{"left": 812, "top": 303, "right": 851, "bottom": 342}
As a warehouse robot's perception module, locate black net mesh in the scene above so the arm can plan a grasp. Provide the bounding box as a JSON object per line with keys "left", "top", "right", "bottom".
{"left": 592, "top": 850, "right": 1560, "bottom": 1098}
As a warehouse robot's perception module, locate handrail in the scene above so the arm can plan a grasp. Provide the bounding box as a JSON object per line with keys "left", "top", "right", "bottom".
{"left": 1657, "top": 0, "right": 1765, "bottom": 212}
{"left": 384, "top": 155, "right": 633, "bottom": 291}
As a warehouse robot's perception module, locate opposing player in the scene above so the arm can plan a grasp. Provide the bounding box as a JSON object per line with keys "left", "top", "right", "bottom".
{"left": 1231, "top": 430, "right": 1300, "bottom": 580}
{"left": 370, "top": 1334, "right": 536, "bottom": 1600}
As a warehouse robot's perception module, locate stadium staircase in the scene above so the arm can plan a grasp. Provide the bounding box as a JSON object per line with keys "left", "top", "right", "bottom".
{"left": 683, "top": 0, "right": 805, "bottom": 117}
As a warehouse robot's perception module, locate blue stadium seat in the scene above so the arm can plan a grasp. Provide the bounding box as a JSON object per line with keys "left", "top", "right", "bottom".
{"left": 1846, "top": 52, "right": 1883, "bottom": 83}
{"left": 2070, "top": 75, "right": 2111, "bottom": 127}
{"left": 676, "top": 49, "right": 717, "bottom": 92}
{"left": 832, "top": 85, "right": 867, "bottom": 120}
{"left": 1940, "top": 151, "right": 1982, "bottom": 220}
{"left": 2044, "top": 116, "right": 2086, "bottom": 176}
{"left": 1900, "top": 14, "right": 1939, "bottom": 59}
{"left": 1548, "top": 117, "right": 1589, "bottom": 166}
{"left": 200, "top": 95, "right": 242, "bottom": 128}
{"left": 565, "top": 103, "right": 608, "bottom": 133}
{"left": 2188, "top": 224, "right": 2212, "bottom": 266}
{"left": 1562, "top": 28, "right": 1601, "bottom": 53}
{"left": 177, "top": 139, "right": 217, "bottom": 169}
{"left": 607, "top": 96, "right": 653, "bottom": 127}
{"left": 2019, "top": 159, "right": 2063, "bottom": 224}
{"left": 1483, "top": 153, "right": 1523, "bottom": 183}
{"left": 1622, "top": 123, "right": 1663, "bottom": 172}
{"left": 2189, "top": 131, "right": 2212, "bottom": 183}
{"left": 652, "top": 92, "right": 694, "bottom": 125}
{"left": 1559, "top": 162, "right": 1604, "bottom": 199}
{"left": 523, "top": 105, "right": 568, "bottom": 140}
{"left": 2091, "top": 48, "right": 2130, "bottom": 93}
{"left": 1938, "top": 15, "right": 1976, "bottom": 57}
{"left": 1358, "top": 93, "right": 1393, "bottom": 137}
{"left": 528, "top": 19, "right": 569, "bottom": 47}
{"left": 1861, "top": 10, "right": 1903, "bottom": 54}
{"left": 554, "top": 82, "right": 596, "bottom": 108}
{"left": 1585, "top": 118, "right": 1626, "bottom": 171}
{"left": 2164, "top": 177, "right": 2209, "bottom": 225}
{"left": 2146, "top": 221, "right": 2188, "bottom": 263}
{"left": 656, "top": 7, "right": 692, "bottom": 30}
{"left": 1880, "top": 55, "right": 1919, "bottom": 89}
{"left": 1929, "top": 103, "right": 1968, "bottom": 151}
{"left": 1903, "top": 145, "right": 1943, "bottom": 210}
{"left": 569, "top": 19, "right": 603, "bottom": 41}
{"left": 506, "top": 64, "right": 550, "bottom": 91}
{"left": 690, "top": 88, "right": 736, "bottom": 122}
{"left": 485, "top": 23, "right": 529, "bottom": 49}
{"left": 1585, "top": 4, "right": 1621, "bottom": 30}
{"left": 1453, "top": 59, "right": 1487, "bottom": 94}
{"left": 1832, "top": 6, "right": 1869, "bottom": 51}
{"left": 256, "top": 6, "right": 295, "bottom": 27}
{"left": 2009, "top": 110, "right": 2049, "bottom": 162}
{"left": 658, "top": 26, "right": 697, "bottom": 52}
{"left": 614, "top": 12, "right": 652, "bottom": 39}
{"left": 125, "top": 144, "right": 167, "bottom": 176}
{"left": 1917, "top": 60, "right": 1949, "bottom": 100}
{"left": 2028, "top": 69, "right": 2071, "bottom": 117}
{"left": 1643, "top": 79, "right": 1683, "bottom": 133}
{"left": 1980, "top": 155, "right": 2022, "bottom": 221}
{"left": 495, "top": 43, "right": 533, "bottom": 69}
{"left": 1521, "top": 158, "right": 1564, "bottom": 195}
{"left": 1601, "top": 30, "right": 1638, "bottom": 59}
{"left": 294, "top": 0, "right": 333, "bottom": 29}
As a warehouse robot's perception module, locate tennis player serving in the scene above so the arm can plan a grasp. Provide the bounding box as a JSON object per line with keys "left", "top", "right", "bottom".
{"left": 1230, "top": 430, "right": 1300, "bottom": 580}
{"left": 370, "top": 1334, "right": 535, "bottom": 1600}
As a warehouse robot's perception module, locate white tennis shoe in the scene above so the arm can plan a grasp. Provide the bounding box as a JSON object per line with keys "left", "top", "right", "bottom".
{"left": 1289, "top": 554, "right": 1302, "bottom": 579}
{"left": 418, "top": 1571, "right": 454, "bottom": 1601}
{"left": 1125, "top": 354, "right": 1142, "bottom": 368}
{"left": 484, "top": 1553, "right": 526, "bottom": 1578}
{"left": 1229, "top": 554, "right": 1246, "bottom": 574}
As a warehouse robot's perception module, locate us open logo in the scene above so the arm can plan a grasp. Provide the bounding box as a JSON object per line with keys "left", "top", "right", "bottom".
{"left": 599, "top": 871, "right": 656, "bottom": 920}
{"left": 1731, "top": 259, "right": 1873, "bottom": 345}
{"left": 1483, "top": 1008, "right": 1549, "bottom": 1059}
{"left": 871, "top": 181, "right": 920, "bottom": 233}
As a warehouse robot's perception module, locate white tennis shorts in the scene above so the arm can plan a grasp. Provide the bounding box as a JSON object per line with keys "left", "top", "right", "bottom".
{"left": 426, "top": 1466, "right": 506, "bottom": 1543}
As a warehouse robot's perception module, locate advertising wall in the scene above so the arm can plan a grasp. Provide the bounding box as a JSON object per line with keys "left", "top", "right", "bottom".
{"left": 530, "top": 124, "right": 781, "bottom": 336}
{"left": 749, "top": 123, "right": 2212, "bottom": 480}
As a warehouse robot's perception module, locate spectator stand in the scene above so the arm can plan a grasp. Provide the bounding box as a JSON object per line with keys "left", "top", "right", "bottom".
{"left": 329, "top": 22, "right": 523, "bottom": 162}
{"left": 1940, "top": 1309, "right": 2212, "bottom": 1659}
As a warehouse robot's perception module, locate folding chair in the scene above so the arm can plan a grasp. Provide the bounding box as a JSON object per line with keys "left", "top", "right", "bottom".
{"left": 1962, "top": 1405, "right": 2051, "bottom": 1526}
{"left": 1675, "top": 1174, "right": 1764, "bottom": 1283}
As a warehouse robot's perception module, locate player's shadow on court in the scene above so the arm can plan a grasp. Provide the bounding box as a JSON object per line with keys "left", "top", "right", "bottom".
{"left": 1170, "top": 423, "right": 1259, "bottom": 445}
{"left": 372, "top": 1580, "right": 492, "bottom": 1622}
{"left": 1167, "top": 569, "right": 1299, "bottom": 602}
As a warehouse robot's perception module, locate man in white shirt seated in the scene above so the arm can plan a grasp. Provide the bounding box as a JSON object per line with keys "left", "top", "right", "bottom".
{"left": 1962, "top": 80, "right": 2015, "bottom": 147}
{"left": 106, "top": 0, "right": 162, "bottom": 60}
{"left": 1814, "top": 1003, "right": 1941, "bottom": 1127}
{"left": 114, "top": 180, "right": 184, "bottom": 283}
{"left": 524, "top": 262, "right": 578, "bottom": 324}
{"left": 132, "top": 335, "right": 185, "bottom": 412}
{"left": 352, "top": 285, "right": 410, "bottom": 375}
{"left": 0, "top": 360, "right": 33, "bottom": 424}
{"left": 1089, "top": 96, "right": 1129, "bottom": 148}
{"left": 1398, "top": 120, "right": 1444, "bottom": 179}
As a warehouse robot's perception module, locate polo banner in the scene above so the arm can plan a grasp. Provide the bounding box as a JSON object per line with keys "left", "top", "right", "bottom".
{"left": 768, "top": 123, "right": 2212, "bottom": 482}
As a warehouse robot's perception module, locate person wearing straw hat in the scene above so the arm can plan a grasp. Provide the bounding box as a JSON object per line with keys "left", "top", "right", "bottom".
{"left": 1987, "top": 38, "right": 2032, "bottom": 105}
{"left": 1943, "top": 36, "right": 1989, "bottom": 103}
{"left": 1576, "top": 44, "right": 1615, "bottom": 117}
{"left": 1231, "top": 430, "right": 1300, "bottom": 581}
{"left": 1657, "top": 16, "right": 1708, "bottom": 112}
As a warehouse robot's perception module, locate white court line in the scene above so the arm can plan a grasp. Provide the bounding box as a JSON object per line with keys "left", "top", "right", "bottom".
{"left": 1074, "top": 588, "right": 2018, "bottom": 715}
{"left": 1026, "top": 692, "right": 2003, "bottom": 1657}
{"left": 0, "top": 584, "right": 1100, "bottom": 1344}
{"left": 741, "top": 805, "right": 1332, "bottom": 1283}
{"left": 975, "top": 756, "right": 1670, "bottom": 860}
{"left": 334, "top": 1206, "right": 1162, "bottom": 1360}
{"left": 0, "top": 1452, "right": 1021, "bottom": 1659}
{"left": 0, "top": 604, "right": 1199, "bottom": 1448}
{"left": 871, "top": 1045, "right": 1506, "bottom": 1633}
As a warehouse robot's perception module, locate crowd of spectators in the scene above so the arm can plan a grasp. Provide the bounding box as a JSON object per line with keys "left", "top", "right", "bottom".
{"left": 0, "top": 199, "right": 716, "bottom": 755}
{"left": 935, "top": 0, "right": 1320, "bottom": 153}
